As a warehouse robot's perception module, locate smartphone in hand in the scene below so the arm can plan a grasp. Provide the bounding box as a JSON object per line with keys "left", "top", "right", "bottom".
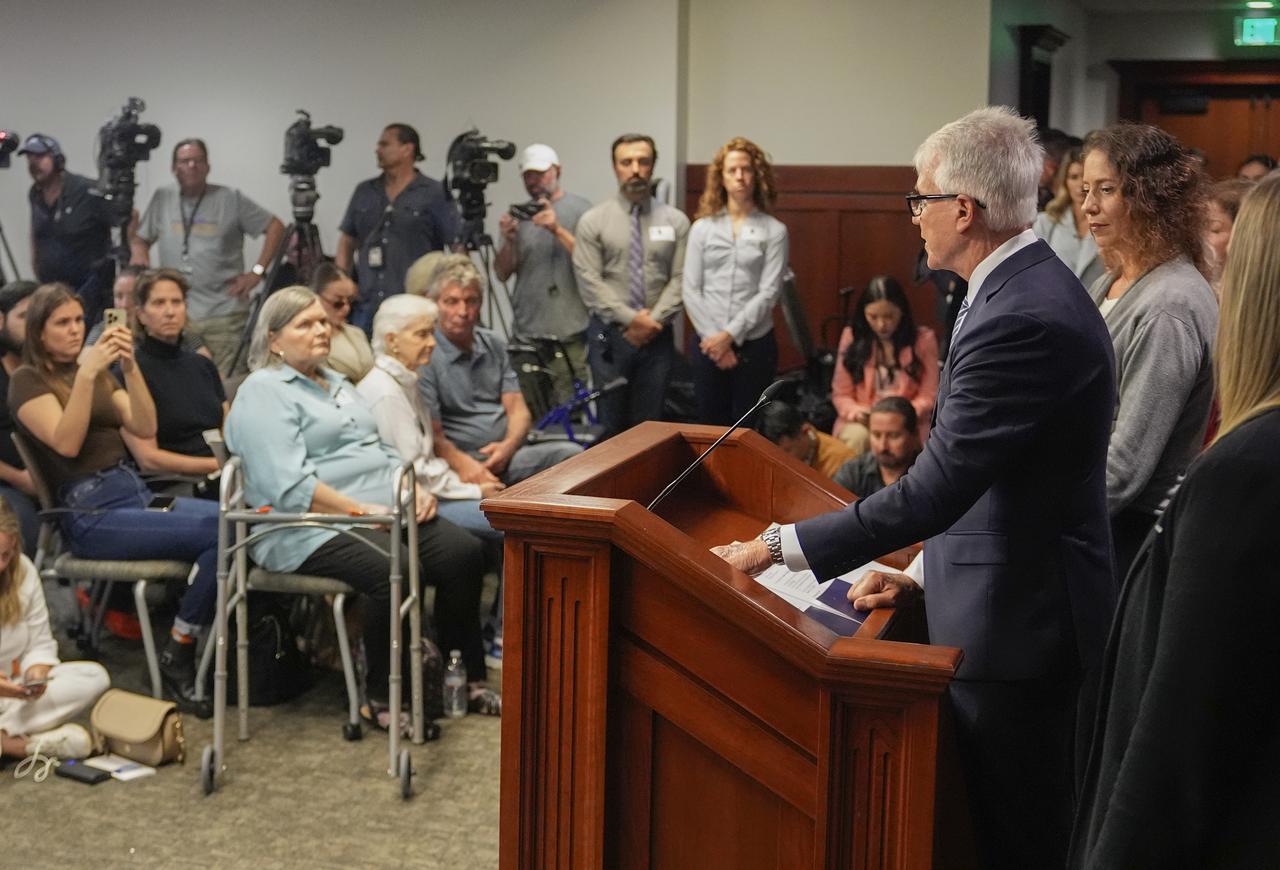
{"left": 104, "top": 308, "right": 126, "bottom": 328}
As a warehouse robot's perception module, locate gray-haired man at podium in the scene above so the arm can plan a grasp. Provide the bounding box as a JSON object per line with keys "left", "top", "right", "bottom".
{"left": 714, "top": 106, "right": 1117, "bottom": 870}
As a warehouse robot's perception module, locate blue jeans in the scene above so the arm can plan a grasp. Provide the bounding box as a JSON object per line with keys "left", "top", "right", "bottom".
{"left": 435, "top": 498, "right": 505, "bottom": 630}
{"left": 0, "top": 482, "right": 40, "bottom": 558}
{"left": 60, "top": 465, "right": 220, "bottom": 628}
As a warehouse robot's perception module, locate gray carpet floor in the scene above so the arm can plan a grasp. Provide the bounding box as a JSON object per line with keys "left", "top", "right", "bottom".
{"left": 4, "top": 577, "right": 502, "bottom": 869}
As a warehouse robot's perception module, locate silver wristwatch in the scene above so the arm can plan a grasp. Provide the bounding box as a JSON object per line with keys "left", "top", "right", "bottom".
{"left": 760, "top": 526, "right": 784, "bottom": 565}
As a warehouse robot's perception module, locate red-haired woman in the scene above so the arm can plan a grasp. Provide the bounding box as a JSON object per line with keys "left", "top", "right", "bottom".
{"left": 683, "top": 137, "right": 789, "bottom": 425}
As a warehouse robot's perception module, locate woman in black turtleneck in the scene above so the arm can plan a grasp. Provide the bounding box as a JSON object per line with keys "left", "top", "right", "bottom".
{"left": 120, "top": 269, "right": 226, "bottom": 478}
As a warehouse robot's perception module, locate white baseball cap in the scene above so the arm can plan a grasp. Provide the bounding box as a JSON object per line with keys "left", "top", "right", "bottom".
{"left": 519, "top": 143, "right": 559, "bottom": 173}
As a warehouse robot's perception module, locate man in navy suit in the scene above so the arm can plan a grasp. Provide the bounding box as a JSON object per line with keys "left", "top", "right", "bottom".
{"left": 715, "top": 107, "right": 1116, "bottom": 868}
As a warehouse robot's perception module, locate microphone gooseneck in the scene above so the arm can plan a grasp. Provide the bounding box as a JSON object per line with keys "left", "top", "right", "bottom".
{"left": 645, "top": 379, "right": 788, "bottom": 512}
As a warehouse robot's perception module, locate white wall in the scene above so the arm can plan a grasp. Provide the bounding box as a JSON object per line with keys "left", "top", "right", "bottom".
{"left": 988, "top": 0, "right": 1092, "bottom": 136}
{"left": 684, "top": 0, "right": 991, "bottom": 165}
{"left": 0, "top": 0, "right": 682, "bottom": 280}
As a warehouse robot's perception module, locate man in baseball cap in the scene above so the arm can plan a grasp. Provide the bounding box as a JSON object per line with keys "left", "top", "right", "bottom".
{"left": 495, "top": 143, "right": 593, "bottom": 406}
{"left": 20, "top": 133, "right": 116, "bottom": 325}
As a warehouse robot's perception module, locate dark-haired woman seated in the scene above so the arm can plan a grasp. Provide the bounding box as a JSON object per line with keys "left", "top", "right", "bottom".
{"left": 119, "top": 269, "right": 226, "bottom": 479}
{"left": 311, "top": 263, "right": 373, "bottom": 384}
{"left": 830, "top": 276, "right": 937, "bottom": 454}
{"left": 8, "top": 283, "right": 219, "bottom": 715}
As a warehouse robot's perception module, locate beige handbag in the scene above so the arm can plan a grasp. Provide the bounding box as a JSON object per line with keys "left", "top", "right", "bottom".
{"left": 89, "top": 689, "right": 185, "bottom": 766}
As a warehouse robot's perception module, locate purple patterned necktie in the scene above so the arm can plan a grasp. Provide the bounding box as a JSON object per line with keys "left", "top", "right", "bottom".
{"left": 629, "top": 203, "right": 645, "bottom": 309}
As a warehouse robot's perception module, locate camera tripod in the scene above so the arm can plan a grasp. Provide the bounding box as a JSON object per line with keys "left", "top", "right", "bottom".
{"left": 228, "top": 174, "right": 326, "bottom": 375}
{"left": 0, "top": 217, "right": 21, "bottom": 283}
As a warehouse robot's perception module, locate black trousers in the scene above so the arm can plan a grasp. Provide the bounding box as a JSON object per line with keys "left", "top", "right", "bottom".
{"left": 948, "top": 676, "right": 1079, "bottom": 870}
{"left": 297, "top": 517, "right": 486, "bottom": 694}
{"left": 587, "top": 316, "right": 675, "bottom": 439}
{"left": 690, "top": 330, "right": 778, "bottom": 426}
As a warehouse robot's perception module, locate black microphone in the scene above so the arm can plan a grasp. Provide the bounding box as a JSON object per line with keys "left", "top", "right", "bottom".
{"left": 646, "top": 379, "right": 788, "bottom": 512}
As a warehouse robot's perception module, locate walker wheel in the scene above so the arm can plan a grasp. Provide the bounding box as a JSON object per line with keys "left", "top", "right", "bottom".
{"left": 200, "top": 745, "right": 216, "bottom": 795}
{"left": 342, "top": 722, "right": 363, "bottom": 741}
{"left": 398, "top": 749, "right": 413, "bottom": 800}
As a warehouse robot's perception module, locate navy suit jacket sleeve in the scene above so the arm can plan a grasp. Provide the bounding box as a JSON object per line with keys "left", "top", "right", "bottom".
{"left": 796, "top": 308, "right": 1065, "bottom": 580}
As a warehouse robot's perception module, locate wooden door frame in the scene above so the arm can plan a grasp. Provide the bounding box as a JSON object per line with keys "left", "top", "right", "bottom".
{"left": 1112, "top": 60, "right": 1280, "bottom": 120}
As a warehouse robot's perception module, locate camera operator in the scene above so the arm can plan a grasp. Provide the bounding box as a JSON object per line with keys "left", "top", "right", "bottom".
{"left": 336, "top": 124, "right": 461, "bottom": 334}
{"left": 495, "top": 145, "right": 592, "bottom": 403}
{"left": 18, "top": 135, "right": 117, "bottom": 327}
{"left": 130, "top": 138, "right": 285, "bottom": 375}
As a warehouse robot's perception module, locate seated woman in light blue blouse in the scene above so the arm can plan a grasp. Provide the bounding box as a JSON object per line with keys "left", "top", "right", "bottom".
{"left": 1033, "top": 146, "right": 1104, "bottom": 288}
{"left": 683, "top": 137, "right": 789, "bottom": 425}
{"left": 225, "top": 286, "right": 498, "bottom": 721}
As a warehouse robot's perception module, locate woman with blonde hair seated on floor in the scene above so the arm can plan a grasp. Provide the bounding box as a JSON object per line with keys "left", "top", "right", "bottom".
{"left": 0, "top": 500, "right": 109, "bottom": 761}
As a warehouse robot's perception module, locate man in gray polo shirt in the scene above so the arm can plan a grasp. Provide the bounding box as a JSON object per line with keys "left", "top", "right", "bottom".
{"left": 495, "top": 143, "right": 592, "bottom": 405}
{"left": 573, "top": 133, "right": 689, "bottom": 439}
{"left": 131, "top": 138, "right": 284, "bottom": 374}
{"left": 419, "top": 255, "right": 581, "bottom": 487}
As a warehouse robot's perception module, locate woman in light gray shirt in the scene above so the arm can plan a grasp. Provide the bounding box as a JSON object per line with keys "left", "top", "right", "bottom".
{"left": 684, "top": 137, "right": 789, "bottom": 425}
{"left": 1033, "top": 146, "right": 1104, "bottom": 289}
{"left": 1082, "top": 124, "right": 1217, "bottom": 578}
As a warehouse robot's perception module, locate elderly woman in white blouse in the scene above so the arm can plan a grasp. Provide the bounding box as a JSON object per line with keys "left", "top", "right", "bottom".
{"left": 683, "top": 136, "right": 789, "bottom": 425}
{"left": 356, "top": 294, "right": 505, "bottom": 549}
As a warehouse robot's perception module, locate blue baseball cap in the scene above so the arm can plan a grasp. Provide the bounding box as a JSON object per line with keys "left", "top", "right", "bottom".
{"left": 17, "top": 133, "right": 62, "bottom": 158}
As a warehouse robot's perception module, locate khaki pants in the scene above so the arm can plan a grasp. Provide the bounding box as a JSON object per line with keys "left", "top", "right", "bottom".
{"left": 538, "top": 335, "right": 590, "bottom": 406}
{"left": 189, "top": 309, "right": 250, "bottom": 375}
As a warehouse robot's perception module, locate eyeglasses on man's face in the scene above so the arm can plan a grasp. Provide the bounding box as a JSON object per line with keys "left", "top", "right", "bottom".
{"left": 905, "top": 192, "right": 988, "bottom": 217}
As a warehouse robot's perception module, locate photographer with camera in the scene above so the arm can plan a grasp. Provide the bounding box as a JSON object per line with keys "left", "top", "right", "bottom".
{"left": 495, "top": 144, "right": 592, "bottom": 403}
{"left": 336, "top": 124, "right": 460, "bottom": 334}
{"left": 130, "top": 139, "right": 285, "bottom": 375}
{"left": 19, "top": 135, "right": 117, "bottom": 328}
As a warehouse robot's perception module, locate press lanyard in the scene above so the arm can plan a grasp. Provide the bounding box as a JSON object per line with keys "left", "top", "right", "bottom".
{"left": 181, "top": 191, "right": 206, "bottom": 258}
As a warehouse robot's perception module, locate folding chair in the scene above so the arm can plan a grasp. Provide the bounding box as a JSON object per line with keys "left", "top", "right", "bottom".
{"left": 12, "top": 432, "right": 194, "bottom": 699}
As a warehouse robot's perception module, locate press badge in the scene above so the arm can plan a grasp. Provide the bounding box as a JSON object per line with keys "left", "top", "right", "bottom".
{"left": 367, "top": 245, "right": 384, "bottom": 269}
{"left": 649, "top": 225, "right": 675, "bottom": 242}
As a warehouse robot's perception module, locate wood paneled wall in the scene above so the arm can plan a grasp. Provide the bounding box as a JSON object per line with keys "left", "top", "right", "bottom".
{"left": 684, "top": 165, "right": 933, "bottom": 371}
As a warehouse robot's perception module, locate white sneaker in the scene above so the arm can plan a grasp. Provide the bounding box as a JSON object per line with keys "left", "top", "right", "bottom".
{"left": 26, "top": 723, "right": 92, "bottom": 760}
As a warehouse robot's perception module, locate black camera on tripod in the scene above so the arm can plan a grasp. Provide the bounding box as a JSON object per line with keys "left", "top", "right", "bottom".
{"left": 94, "top": 97, "right": 162, "bottom": 226}
{"left": 446, "top": 128, "right": 516, "bottom": 248}
{"left": 279, "top": 110, "right": 343, "bottom": 224}
{"left": 0, "top": 130, "right": 18, "bottom": 169}
{"left": 281, "top": 109, "right": 343, "bottom": 178}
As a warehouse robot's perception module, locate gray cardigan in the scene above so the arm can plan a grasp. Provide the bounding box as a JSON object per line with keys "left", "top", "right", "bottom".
{"left": 1090, "top": 256, "right": 1217, "bottom": 515}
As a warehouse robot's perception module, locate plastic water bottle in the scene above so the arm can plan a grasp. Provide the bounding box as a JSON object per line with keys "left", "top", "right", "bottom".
{"left": 443, "top": 649, "right": 467, "bottom": 719}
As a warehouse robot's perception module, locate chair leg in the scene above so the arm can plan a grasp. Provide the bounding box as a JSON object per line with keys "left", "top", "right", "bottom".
{"left": 86, "top": 579, "right": 113, "bottom": 655}
{"left": 135, "top": 580, "right": 162, "bottom": 699}
{"left": 333, "top": 593, "right": 361, "bottom": 729}
{"left": 194, "top": 619, "right": 216, "bottom": 703}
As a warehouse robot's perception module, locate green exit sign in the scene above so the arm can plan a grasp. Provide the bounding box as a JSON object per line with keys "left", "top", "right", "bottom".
{"left": 1236, "top": 17, "right": 1280, "bottom": 46}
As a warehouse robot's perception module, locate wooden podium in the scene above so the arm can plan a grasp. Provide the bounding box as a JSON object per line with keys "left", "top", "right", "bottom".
{"left": 482, "top": 423, "right": 964, "bottom": 870}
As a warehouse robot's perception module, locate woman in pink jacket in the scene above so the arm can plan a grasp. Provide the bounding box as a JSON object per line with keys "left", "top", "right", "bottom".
{"left": 831, "top": 275, "right": 938, "bottom": 453}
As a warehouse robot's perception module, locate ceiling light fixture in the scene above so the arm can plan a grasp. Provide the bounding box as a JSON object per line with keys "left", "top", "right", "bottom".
{"left": 1247, "top": 1, "right": 1275, "bottom": 10}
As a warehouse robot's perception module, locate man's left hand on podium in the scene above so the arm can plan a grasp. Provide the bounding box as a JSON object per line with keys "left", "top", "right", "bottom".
{"left": 712, "top": 539, "right": 772, "bottom": 576}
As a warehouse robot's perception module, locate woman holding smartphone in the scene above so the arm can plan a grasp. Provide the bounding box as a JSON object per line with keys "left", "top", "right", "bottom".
{"left": 7, "top": 283, "right": 220, "bottom": 717}
{"left": 0, "top": 500, "right": 109, "bottom": 761}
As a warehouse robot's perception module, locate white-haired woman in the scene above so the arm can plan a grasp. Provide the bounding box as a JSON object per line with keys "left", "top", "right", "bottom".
{"left": 225, "top": 286, "right": 499, "bottom": 724}
{"left": 356, "top": 293, "right": 504, "bottom": 542}
{"left": 0, "top": 500, "right": 109, "bottom": 761}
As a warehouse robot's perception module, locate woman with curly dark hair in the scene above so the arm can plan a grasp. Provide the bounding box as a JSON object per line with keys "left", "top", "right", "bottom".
{"left": 683, "top": 137, "right": 789, "bottom": 424}
{"left": 830, "top": 276, "right": 937, "bottom": 453}
{"left": 1082, "top": 124, "right": 1217, "bottom": 576}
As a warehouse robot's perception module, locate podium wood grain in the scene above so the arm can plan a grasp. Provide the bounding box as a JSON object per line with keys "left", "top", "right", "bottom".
{"left": 483, "top": 423, "right": 965, "bottom": 870}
